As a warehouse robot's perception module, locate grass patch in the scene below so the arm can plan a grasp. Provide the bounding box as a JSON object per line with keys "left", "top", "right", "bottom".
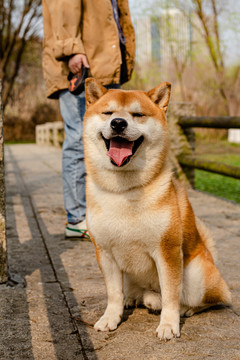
{"left": 195, "top": 170, "right": 240, "bottom": 204}
{"left": 194, "top": 153, "right": 240, "bottom": 204}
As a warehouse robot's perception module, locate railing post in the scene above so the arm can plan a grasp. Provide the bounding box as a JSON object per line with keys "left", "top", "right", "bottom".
{"left": 168, "top": 102, "right": 196, "bottom": 187}
{"left": 0, "top": 79, "right": 8, "bottom": 283}
{"left": 36, "top": 122, "right": 64, "bottom": 147}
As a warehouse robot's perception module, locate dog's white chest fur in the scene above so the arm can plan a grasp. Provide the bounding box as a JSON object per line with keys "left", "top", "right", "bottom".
{"left": 87, "top": 179, "right": 170, "bottom": 278}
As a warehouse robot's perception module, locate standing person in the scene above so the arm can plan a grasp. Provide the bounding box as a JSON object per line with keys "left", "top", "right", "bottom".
{"left": 42, "top": 0, "right": 135, "bottom": 238}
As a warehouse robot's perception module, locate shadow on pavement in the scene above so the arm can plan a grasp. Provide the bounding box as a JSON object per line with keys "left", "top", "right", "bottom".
{"left": 4, "top": 146, "right": 97, "bottom": 360}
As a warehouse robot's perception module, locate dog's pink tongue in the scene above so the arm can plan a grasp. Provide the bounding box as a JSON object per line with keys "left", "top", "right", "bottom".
{"left": 107, "top": 138, "right": 133, "bottom": 167}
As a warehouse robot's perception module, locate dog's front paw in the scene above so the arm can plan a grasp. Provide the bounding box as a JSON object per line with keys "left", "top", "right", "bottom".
{"left": 94, "top": 313, "right": 122, "bottom": 332}
{"left": 156, "top": 322, "right": 180, "bottom": 341}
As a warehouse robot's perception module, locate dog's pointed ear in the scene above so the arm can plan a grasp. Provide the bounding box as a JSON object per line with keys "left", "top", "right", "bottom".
{"left": 85, "top": 78, "right": 107, "bottom": 107}
{"left": 147, "top": 82, "right": 171, "bottom": 113}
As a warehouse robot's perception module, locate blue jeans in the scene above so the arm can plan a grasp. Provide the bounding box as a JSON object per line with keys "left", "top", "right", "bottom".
{"left": 59, "top": 90, "right": 86, "bottom": 224}
{"left": 59, "top": 84, "right": 120, "bottom": 224}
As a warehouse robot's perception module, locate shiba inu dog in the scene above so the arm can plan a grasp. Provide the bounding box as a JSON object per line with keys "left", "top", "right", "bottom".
{"left": 83, "top": 78, "right": 231, "bottom": 340}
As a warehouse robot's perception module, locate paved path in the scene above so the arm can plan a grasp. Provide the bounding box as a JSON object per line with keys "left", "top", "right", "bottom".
{"left": 0, "top": 144, "right": 239, "bottom": 360}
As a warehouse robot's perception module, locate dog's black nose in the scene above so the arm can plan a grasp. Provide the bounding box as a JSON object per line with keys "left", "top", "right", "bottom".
{"left": 110, "top": 118, "right": 128, "bottom": 133}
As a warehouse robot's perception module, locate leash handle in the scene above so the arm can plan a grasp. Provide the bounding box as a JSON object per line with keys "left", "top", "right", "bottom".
{"left": 68, "top": 66, "right": 88, "bottom": 95}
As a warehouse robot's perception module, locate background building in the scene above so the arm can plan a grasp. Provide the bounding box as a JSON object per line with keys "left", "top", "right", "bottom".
{"left": 134, "top": 8, "right": 195, "bottom": 70}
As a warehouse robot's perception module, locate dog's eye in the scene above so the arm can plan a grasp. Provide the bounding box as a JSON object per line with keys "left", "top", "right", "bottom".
{"left": 102, "top": 111, "right": 113, "bottom": 116}
{"left": 132, "top": 113, "right": 144, "bottom": 118}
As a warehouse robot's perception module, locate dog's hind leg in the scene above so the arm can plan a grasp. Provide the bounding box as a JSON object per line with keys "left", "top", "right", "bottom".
{"left": 123, "top": 273, "right": 144, "bottom": 308}
{"left": 143, "top": 290, "right": 162, "bottom": 311}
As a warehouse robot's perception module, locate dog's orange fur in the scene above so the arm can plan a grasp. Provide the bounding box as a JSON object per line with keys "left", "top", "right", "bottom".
{"left": 83, "top": 78, "right": 231, "bottom": 340}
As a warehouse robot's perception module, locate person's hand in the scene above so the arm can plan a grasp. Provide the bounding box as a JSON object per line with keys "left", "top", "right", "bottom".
{"left": 68, "top": 54, "right": 89, "bottom": 74}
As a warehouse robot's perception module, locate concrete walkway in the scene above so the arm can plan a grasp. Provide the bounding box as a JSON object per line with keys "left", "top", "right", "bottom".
{"left": 0, "top": 144, "right": 239, "bottom": 360}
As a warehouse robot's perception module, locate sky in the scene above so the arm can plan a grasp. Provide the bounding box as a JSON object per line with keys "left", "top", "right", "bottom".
{"left": 128, "top": 0, "right": 240, "bottom": 66}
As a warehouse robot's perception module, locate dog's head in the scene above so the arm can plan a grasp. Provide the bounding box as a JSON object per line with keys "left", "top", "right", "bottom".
{"left": 83, "top": 78, "right": 171, "bottom": 190}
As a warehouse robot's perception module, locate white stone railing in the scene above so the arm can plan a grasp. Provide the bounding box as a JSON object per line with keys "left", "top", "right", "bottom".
{"left": 35, "top": 121, "right": 64, "bottom": 147}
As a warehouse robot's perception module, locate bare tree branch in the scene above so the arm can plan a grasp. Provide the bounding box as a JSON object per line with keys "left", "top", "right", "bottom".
{"left": 4, "top": 0, "right": 14, "bottom": 55}
{"left": 2, "top": 38, "right": 26, "bottom": 106}
{"left": 210, "top": 0, "right": 224, "bottom": 69}
{"left": 172, "top": 0, "right": 234, "bottom": 114}
{"left": 0, "top": 0, "right": 42, "bottom": 110}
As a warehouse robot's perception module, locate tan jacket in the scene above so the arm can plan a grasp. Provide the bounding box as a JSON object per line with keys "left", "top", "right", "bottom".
{"left": 42, "top": 0, "right": 135, "bottom": 98}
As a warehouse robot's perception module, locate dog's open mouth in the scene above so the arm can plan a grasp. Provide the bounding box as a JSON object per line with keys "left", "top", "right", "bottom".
{"left": 102, "top": 135, "right": 144, "bottom": 167}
